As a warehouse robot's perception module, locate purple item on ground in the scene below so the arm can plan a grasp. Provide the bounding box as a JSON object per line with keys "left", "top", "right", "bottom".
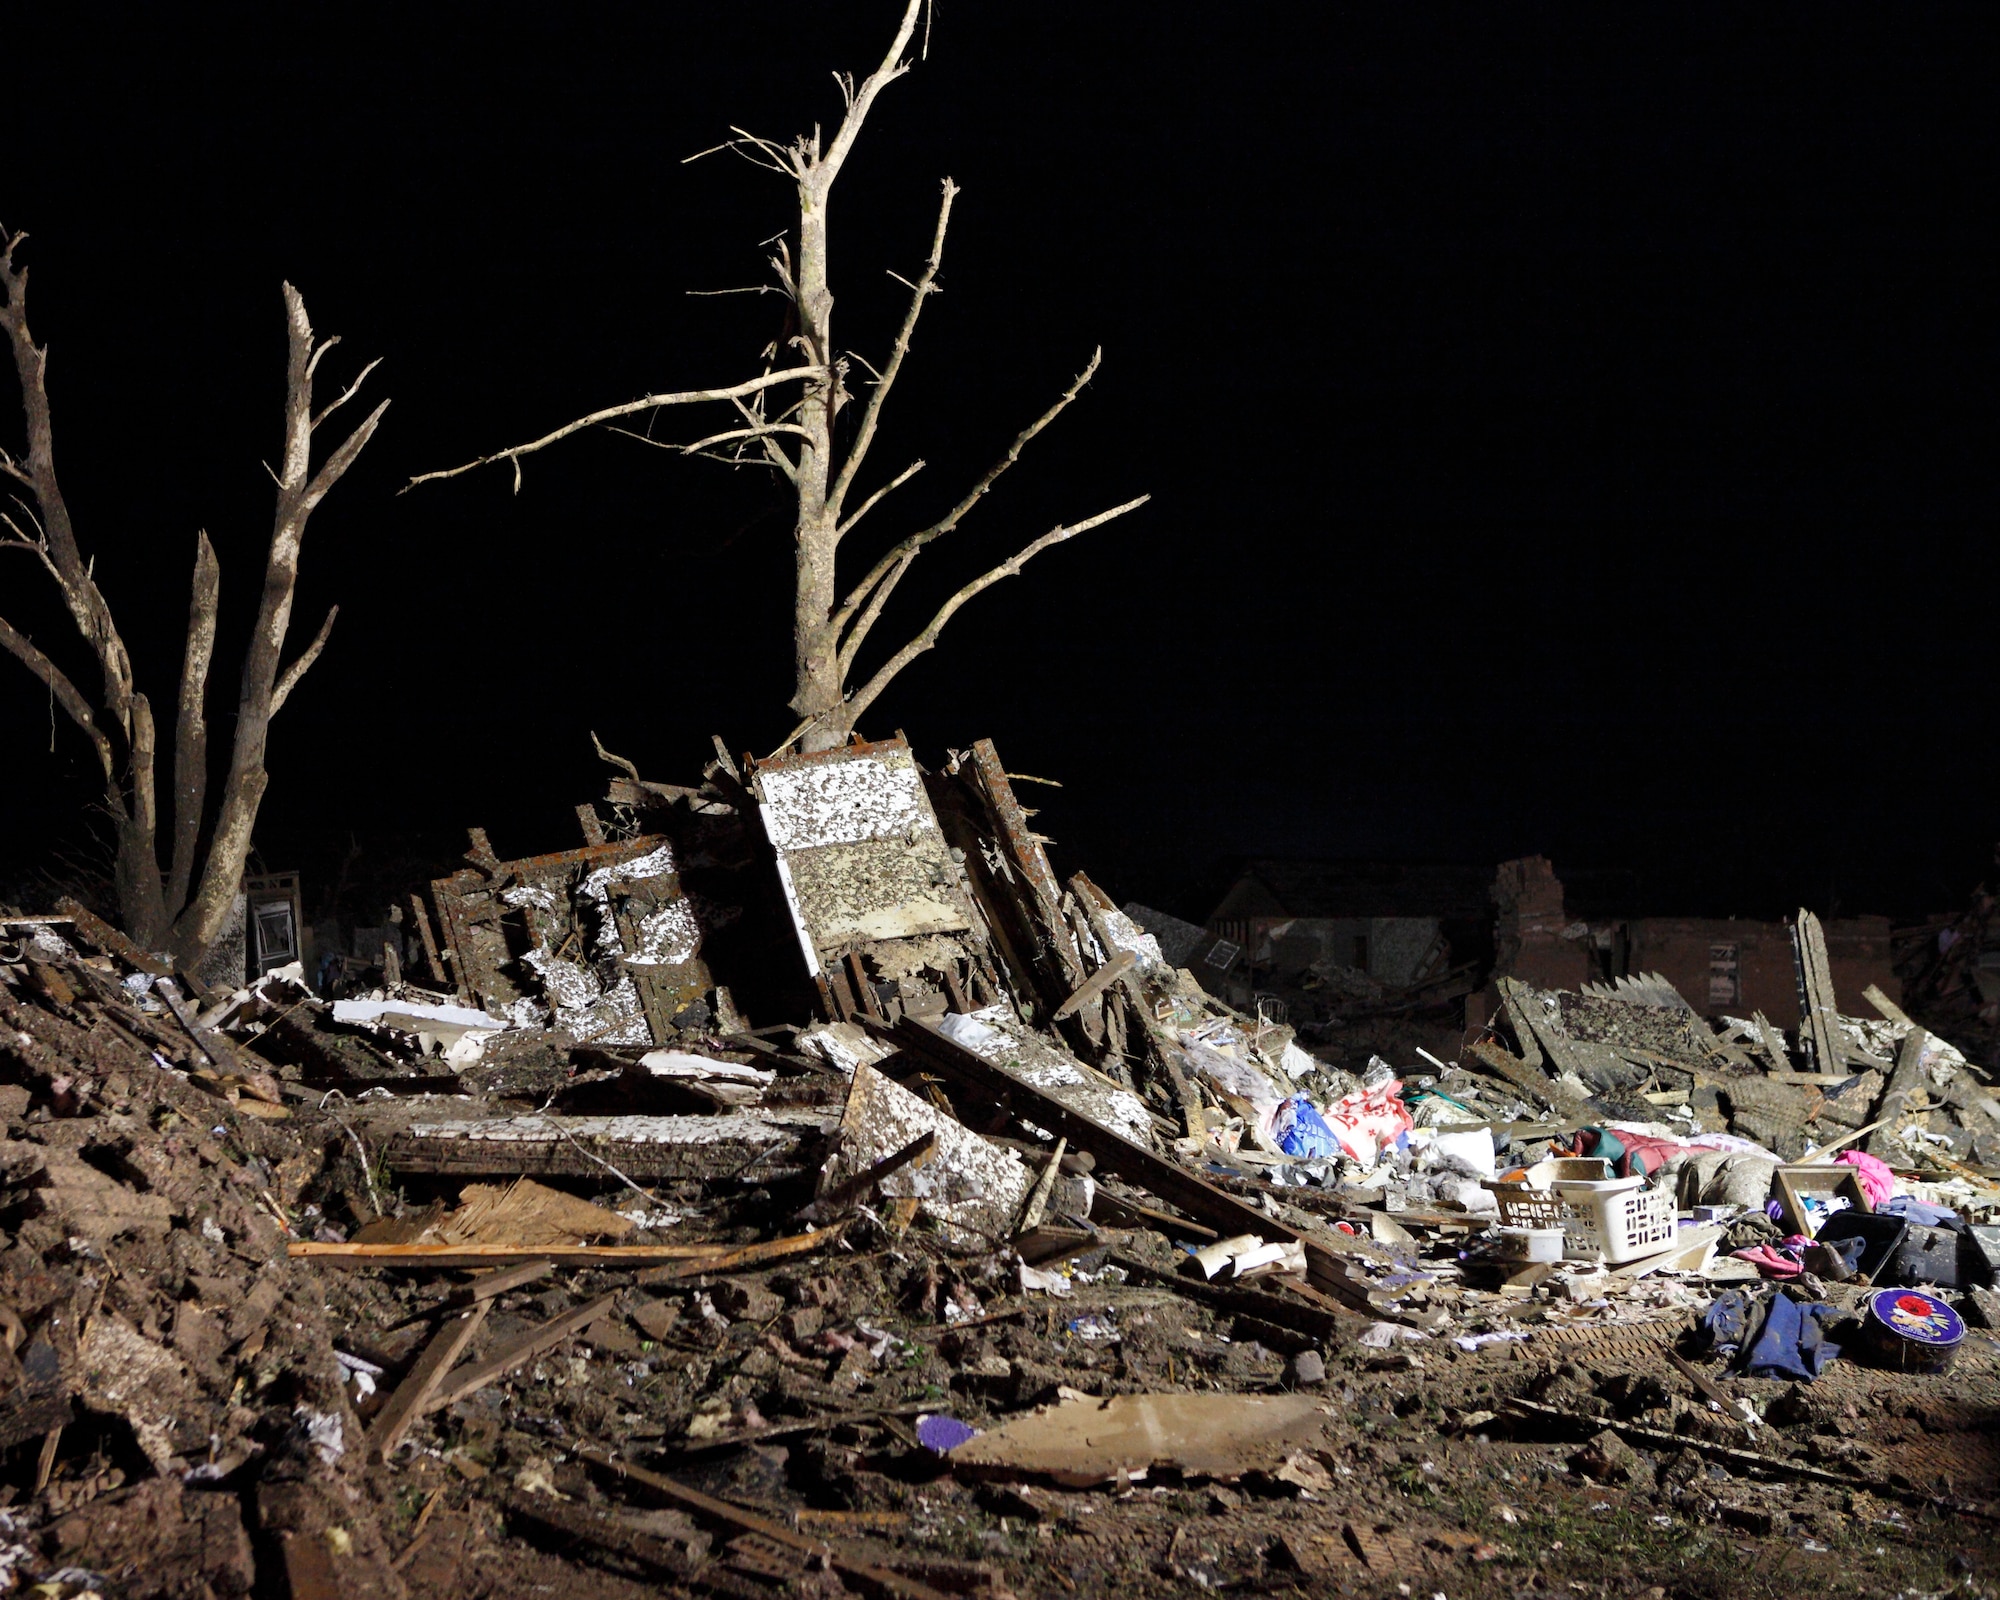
{"left": 915, "top": 1413, "right": 979, "bottom": 1453}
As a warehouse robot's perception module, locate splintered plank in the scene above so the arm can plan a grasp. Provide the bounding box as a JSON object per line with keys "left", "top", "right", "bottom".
{"left": 498, "top": 1491, "right": 700, "bottom": 1582}
{"left": 1791, "top": 909, "right": 1844, "bottom": 1075}
{"left": 1865, "top": 1024, "right": 1934, "bottom": 1160}
{"left": 633, "top": 1227, "right": 838, "bottom": 1285}
{"left": 1052, "top": 951, "right": 1137, "bottom": 1021}
{"left": 368, "top": 1301, "right": 490, "bottom": 1461}
{"left": 385, "top": 1259, "right": 556, "bottom": 1329}
{"left": 425, "top": 1291, "right": 624, "bottom": 1415}
{"left": 54, "top": 897, "right": 170, "bottom": 978}
{"left": 288, "top": 1242, "right": 732, "bottom": 1270}
{"left": 576, "top": 1446, "right": 955, "bottom": 1600}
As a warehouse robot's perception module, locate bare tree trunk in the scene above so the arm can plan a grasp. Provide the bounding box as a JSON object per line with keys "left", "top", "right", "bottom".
{"left": 165, "top": 532, "right": 219, "bottom": 919}
{"left": 1, "top": 227, "right": 383, "bottom": 967}
{"left": 413, "top": 0, "right": 1147, "bottom": 757}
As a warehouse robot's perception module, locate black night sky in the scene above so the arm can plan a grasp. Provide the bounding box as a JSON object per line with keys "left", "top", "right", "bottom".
{"left": 2, "top": 6, "right": 1993, "bottom": 926}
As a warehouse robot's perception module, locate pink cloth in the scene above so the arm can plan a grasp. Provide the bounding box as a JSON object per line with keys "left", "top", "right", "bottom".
{"left": 1731, "top": 1244, "right": 1804, "bottom": 1279}
{"left": 1834, "top": 1150, "right": 1895, "bottom": 1208}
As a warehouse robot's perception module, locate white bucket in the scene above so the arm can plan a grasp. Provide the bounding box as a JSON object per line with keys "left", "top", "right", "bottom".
{"left": 1495, "top": 1226, "right": 1565, "bottom": 1263}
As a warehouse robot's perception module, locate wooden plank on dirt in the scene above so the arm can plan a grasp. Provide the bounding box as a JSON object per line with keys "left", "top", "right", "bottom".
{"left": 633, "top": 1227, "right": 837, "bottom": 1286}
{"left": 576, "top": 1445, "right": 955, "bottom": 1600}
{"left": 288, "top": 1242, "right": 732, "bottom": 1269}
{"left": 368, "top": 1301, "right": 490, "bottom": 1461}
{"left": 427, "top": 1292, "right": 623, "bottom": 1415}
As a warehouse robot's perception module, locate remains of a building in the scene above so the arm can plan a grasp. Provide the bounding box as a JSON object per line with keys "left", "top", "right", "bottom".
{"left": 2, "top": 738, "right": 1999, "bottom": 1599}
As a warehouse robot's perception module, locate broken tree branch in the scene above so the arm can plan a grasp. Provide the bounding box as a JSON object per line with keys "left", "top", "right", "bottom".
{"left": 835, "top": 458, "right": 924, "bottom": 538}
{"left": 0, "top": 614, "right": 115, "bottom": 780}
{"left": 827, "top": 179, "right": 955, "bottom": 519}
{"left": 836, "top": 552, "right": 913, "bottom": 682}
{"left": 1, "top": 223, "right": 139, "bottom": 740}
{"left": 403, "top": 367, "right": 827, "bottom": 493}
{"left": 838, "top": 495, "right": 1149, "bottom": 730}
{"left": 270, "top": 604, "right": 338, "bottom": 715}
{"left": 171, "top": 283, "right": 384, "bottom": 961}
{"left": 826, "top": 348, "right": 1105, "bottom": 651}
{"left": 608, "top": 421, "right": 818, "bottom": 460}
{"left": 806, "top": 0, "right": 923, "bottom": 195}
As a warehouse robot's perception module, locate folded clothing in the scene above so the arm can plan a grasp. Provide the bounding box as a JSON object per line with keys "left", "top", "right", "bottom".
{"left": 1731, "top": 1243, "right": 1805, "bottom": 1279}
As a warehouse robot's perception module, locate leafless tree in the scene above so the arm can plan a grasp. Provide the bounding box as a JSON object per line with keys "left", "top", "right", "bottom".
{"left": 0, "top": 228, "right": 386, "bottom": 964}
{"left": 410, "top": 0, "right": 1147, "bottom": 754}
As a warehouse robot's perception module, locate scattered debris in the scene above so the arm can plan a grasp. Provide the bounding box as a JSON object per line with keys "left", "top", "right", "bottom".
{"left": 3, "top": 745, "right": 1999, "bottom": 1598}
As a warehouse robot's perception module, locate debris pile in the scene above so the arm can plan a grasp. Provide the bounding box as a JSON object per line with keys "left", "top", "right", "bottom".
{"left": 3, "top": 737, "right": 1999, "bottom": 1597}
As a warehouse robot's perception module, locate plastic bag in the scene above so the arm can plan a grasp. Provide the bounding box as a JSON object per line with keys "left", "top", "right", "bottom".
{"left": 1321, "top": 1078, "right": 1415, "bottom": 1167}
{"left": 1272, "top": 1095, "right": 1341, "bottom": 1159}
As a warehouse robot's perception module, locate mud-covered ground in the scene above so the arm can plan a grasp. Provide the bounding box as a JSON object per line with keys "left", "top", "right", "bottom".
{"left": 357, "top": 1251, "right": 2000, "bottom": 1600}
{"left": 4, "top": 939, "right": 1998, "bottom": 1600}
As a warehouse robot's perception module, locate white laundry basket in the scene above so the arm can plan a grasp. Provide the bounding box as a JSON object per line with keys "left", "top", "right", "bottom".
{"left": 1552, "top": 1174, "right": 1679, "bottom": 1264}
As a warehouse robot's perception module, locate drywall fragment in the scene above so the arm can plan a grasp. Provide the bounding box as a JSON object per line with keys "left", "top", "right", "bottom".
{"left": 950, "top": 1392, "right": 1335, "bottom": 1486}
{"left": 819, "top": 1060, "right": 1033, "bottom": 1249}
{"left": 797, "top": 1021, "right": 897, "bottom": 1076}
{"left": 635, "top": 1048, "right": 776, "bottom": 1106}
{"left": 935, "top": 1008, "right": 1153, "bottom": 1146}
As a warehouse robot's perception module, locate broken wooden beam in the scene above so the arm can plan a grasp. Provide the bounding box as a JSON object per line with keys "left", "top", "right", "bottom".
{"left": 633, "top": 1227, "right": 838, "bottom": 1286}
{"left": 884, "top": 1017, "right": 1374, "bottom": 1317}
{"left": 1503, "top": 1397, "right": 2000, "bottom": 1521}
{"left": 1865, "top": 1025, "right": 1933, "bottom": 1160}
{"left": 799, "top": 1130, "right": 935, "bottom": 1223}
{"left": 575, "top": 1444, "right": 955, "bottom": 1600}
{"left": 1791, "top": 909, "right": 1844, "bottom": 1076}
{"left": 368, "top": 1301, "right": 490, "bottom": 1461}
{"left": 427, "top": 1291, "right": 624, "bottom": 1415}
{"left": 381, "top": 1110, "right": 835, "bottom": 1182}
{"left": 1862, "top": 982, "right": 1915, "bottom": 1028}
{"left": 288, "top": 1242, "right": 732, "bottom": 1270}
{"left": 383, "top": 1258, "right": 557, "bottom": 1330}
{"left": 1016, "top": 1136, "right": 1068, "bottom": 1235}
{"left": 1052, "top": 951, "right": 1137, "bottom": 1021}
{"left": 1109, "top": 1252, "right": 1349, "bottom": 1343}
{"left": 498, "top": 1491, "right": 702, "bottom": 1584}
{"left": 54, "top": 897, "right": 168, "bottom": 978}
{"left": 660, "top": 1401, "right": 938, "bottom": 1459}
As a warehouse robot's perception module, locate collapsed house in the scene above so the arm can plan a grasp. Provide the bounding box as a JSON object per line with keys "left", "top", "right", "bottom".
{"left": 2, "top": 736, "right": 1999, "bottom": 1598}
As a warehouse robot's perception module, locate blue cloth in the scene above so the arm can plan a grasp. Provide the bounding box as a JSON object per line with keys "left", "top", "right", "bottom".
{"left": 1741, "top": 1289, "right": 1843, "bottom": 1381}
{"left": 1273, "top": 1096, "right": 1341, "bottom": 1159}
{"left": 1881, "top": 1196, "right": 1961, "bottom": 1229}
{"left": 1700, "top": 1290, "right": 1755, "bottom": 1360}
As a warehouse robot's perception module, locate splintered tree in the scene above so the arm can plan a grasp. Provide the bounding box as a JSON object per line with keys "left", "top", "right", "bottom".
{"left": 411, "top": 0, "right": 1147, "bottom": 754}
{"left": 0, "top": 228, "right": 386, "bottom": 964}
